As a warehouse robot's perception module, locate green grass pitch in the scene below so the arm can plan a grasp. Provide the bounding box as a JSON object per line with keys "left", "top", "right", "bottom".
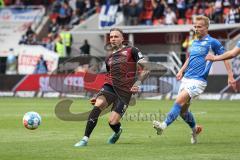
{"left": 0, "top": 98, "right": 240, "bottom": 160}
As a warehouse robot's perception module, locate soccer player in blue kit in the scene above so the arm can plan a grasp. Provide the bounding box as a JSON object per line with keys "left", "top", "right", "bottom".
{"left": 153, "top": 15, "right": 236, "bottom": 144}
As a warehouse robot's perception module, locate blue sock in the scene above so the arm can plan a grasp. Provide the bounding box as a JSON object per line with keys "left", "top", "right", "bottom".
{"left": 164, "top": 103, "right": 182, "bottom": 126}
{"left": 180, "top": 111, "right": 196, "bottom": 129}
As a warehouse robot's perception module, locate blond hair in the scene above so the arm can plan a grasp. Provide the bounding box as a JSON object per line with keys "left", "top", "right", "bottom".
{"left": 194, "top": 15, "right": 210, "bottom": 28}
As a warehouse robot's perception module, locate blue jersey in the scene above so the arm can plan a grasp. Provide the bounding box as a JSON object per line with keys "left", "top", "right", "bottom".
{"left": 184, "top": 35, "right": 225, "bottom": 82}
{"left": 237, "top": 40, "right": 240, "bottom": 48}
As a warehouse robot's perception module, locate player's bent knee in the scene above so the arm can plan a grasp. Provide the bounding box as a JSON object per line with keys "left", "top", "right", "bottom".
{"left": 108, "top": 119, "right": 119, "bottom": 125}
{"left": 108, "top": 116, "right": 121, "bottom": 125}
{"left": 95, "top": 96, "right": 108, "bottom": 109}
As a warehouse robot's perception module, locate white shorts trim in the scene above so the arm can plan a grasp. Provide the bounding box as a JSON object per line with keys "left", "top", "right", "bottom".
{"left": 178, "top": 77, "right": 207, "bottom": 98}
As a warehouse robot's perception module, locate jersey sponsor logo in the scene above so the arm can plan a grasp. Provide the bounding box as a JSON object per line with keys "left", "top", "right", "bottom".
{"left": 190, "top": 46, "right": 208, "bottom": 54}
{"left": 138, "top": 52, "right": 143, "bottom": 58}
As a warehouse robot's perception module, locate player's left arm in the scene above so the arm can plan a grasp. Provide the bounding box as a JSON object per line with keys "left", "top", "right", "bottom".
{"left": 212, "top": 39, "right": 237, "bottom": 90}
{"left": 130, "top": 59, "right": 150, "bottom": 93}
{"left": 223, "top": 60, "right": 237, "bottom": 91}
{"left": 130, "top": 48, "right": 150, "bottom": 93}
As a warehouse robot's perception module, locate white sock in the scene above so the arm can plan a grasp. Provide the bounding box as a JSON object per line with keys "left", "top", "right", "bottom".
{"left": 192, "top": 126, "right": 196, "bottom": 133}
{"left": 82, "top": 136, "right": 89, "bottom": 142}
{"left": 161, "top": 122, "right": 167, "bottom": 129}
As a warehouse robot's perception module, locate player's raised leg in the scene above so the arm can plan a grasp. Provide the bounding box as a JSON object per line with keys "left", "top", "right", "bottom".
{"left": 107, "top": 111, "right": 122, "bottom": 144}
{"left": 153, "top": 90, "right": 190, "bottom": 135}
{"left": 107, "top": 99, "right": 126, "bottom": 144}
{"left": 180, "top": 102, "right": 202, "bottom": 144}
{"left": 74, "top": 96, "right": 108, "bottom": 147}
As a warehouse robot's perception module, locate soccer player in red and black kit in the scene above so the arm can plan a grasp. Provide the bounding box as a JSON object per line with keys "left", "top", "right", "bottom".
{"left": 74, "top": 28, "right": 149, "bottom": 147}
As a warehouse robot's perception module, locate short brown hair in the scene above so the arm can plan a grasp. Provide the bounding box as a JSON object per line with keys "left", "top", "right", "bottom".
{"left": 110, "top": 28, "right": 124, "bottom": 36}
{"left": 194, "top": 15, "right": 210, "bottom": 28}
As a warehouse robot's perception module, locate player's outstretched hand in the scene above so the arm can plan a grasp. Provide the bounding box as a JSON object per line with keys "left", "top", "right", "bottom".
{"left": 90, "top": 98, "right": 96, "bottom": 105}
{"left": 130, "top": 85, "right": 139, "bottom": 93}
{"left": 205, "top": 54, "right": 216, "bottom": 61}
{"left": 228, "top": 77, "right": 237, "bottom": 92}
{"left": 131, "top": 80, "right": 141, "bottom": 93}
{"left": 176, "top": 71, "right": 183, "bottom": 81}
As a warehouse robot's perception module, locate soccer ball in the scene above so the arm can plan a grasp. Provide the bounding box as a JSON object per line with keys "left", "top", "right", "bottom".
{"left": 23, "top": 112, "right": 41, "bottom": 130}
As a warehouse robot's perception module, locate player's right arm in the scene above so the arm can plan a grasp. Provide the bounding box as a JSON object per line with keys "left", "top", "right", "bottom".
{"left": 176, "top": 58, "right": 189, "bottom": 80}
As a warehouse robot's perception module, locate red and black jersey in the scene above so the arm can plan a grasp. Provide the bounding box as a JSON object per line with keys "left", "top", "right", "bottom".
{"left": 105, "top": 46, "right": 143, "bottom": 102}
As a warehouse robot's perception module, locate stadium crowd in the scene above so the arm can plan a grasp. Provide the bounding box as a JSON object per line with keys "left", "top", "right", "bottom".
{"left": 1, "top": 0, "right": 239, "bottom": 57}
{"left": 120, "top": 0, "right": 240, "bottom": 25}
{"left": 2, "top": 0, "right": 239, "bottom": 26}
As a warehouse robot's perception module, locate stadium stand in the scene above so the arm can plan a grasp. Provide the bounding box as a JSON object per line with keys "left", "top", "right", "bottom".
{"left": 0, "top": 0, "right": 239, "bottom": 99}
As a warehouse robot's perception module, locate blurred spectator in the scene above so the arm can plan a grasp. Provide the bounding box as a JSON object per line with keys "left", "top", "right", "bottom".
{"left": 184, "top": 7, "right": 193, "bottom": 24}
{"left": 140, "top": 0, "right": 153, "bottom": 25}
{"left": 152, "top": 0, "right": 167, "bottom": 25}
{"left": 164, "top": 7, "right": 177, "bottom": 25}
{"left": 70, "top": 10, "right": 81, "bottom": 26}
{"left": 121, "top": 0, "right": 141, "bottom": 25}
{"left": 166, "top": 0, "right": 175, "bottom": 9}
{"left": 191, "top": 5, "right": 199, "bottom": 20}
{"left": 59, "top": 26, "right": 73, "bottom": 57}
{"left": 27, "top": 33, "right": 38, "bottom": 45}
{"left": 235, "top": 5, "right": 240, "bottom": 23}
{"left": 69, "top": 0, "right": 77, "bottom": 11}
{"left": 204, "top": 2, "right": 214, "bottom": 21}
{"left": 5, "top": 48, "right": 17, "bottom": 75}
{"left": 51, "top": 0, "right": 62, "bottom": 15}
{"left": 85, "top": 0, "right": 96, "bottom": 12}
{"left": 34, "top": 55, "right": 48, "bottom": 74}
{"left": 76, "top": 0, "right": 86, "bottom": 17}
{"left": 182, "top": 29, "right": 195, "bottom": 60}
{"left": 80, "top": 39, "right": 90, "bottom": 55}
{"left": 55, "top": 36, "right": 65, "bottom": 57}
{"left": 176, "top": 0, "right": 186, "bottom": 19}
{"left": 42, "top": 33, "right": 55, "bottom": 51}
{"left": 57, "top": 1, "right": 73, "bottom": 26}
{"left": 26, "top": 26, "right": 35, "bottom": 37}
{"left": 224, "top": 5, "right": 240, "bottom": 24}
{"left": 19, "top": 35, "right": 28, "bottom": 45}
{"left": 223, "top": 0, "right": 231, "bottom": 8}
{"left": 197, "top": 7, "right": 205, "bottom": 16}
{"left": 120, "top": 0, "right": 239, "bottom": 26}
{"left": 48, "top": 18, "right": 60, "bottom": 36}
{"left": 213, "top": 0, "right": 223, "bottom": 23}
{"left": 19, "top": 27, "right": 38, "bottom": 45}
{"left": 186, "top": 0, "right": 194, "bottom": 8}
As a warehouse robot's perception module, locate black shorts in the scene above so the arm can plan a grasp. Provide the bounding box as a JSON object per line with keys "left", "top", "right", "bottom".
{"left": 96, "top": 84, "right": 131, "bottom": 117}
